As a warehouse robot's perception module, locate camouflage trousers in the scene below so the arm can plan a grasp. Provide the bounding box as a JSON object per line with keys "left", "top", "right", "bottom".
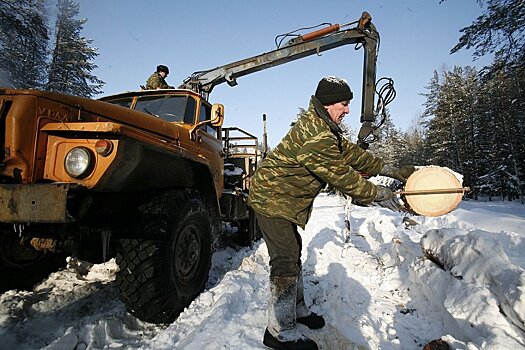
{"left": 255, "top": 212, "right": 302, "bottom": 277}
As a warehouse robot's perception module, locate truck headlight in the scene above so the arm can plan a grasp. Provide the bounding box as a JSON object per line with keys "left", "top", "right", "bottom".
{"left": 64, "top": 147, "right": 93, "bottom": 178}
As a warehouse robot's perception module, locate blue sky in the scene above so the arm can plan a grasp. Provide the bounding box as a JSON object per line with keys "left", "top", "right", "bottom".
{"left": 77, "top": 0, "right": 488, "bottom": 147}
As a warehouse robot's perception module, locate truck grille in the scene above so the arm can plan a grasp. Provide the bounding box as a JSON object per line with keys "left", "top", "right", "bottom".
{"left": 0, "top": 100, "right": 12, "bottom": 163}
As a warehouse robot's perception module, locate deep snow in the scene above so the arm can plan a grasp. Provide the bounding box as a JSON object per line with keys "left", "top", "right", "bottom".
{"left": 0, "top": 195, "right": 524, "bottom": 350}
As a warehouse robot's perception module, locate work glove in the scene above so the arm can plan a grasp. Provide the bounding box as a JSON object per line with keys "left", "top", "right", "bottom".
{"left": 379, "top": 164, "right": 416, "bottom": 183}
{"left": 374, "top": 185, "right": 404, "bottom": 212}
{"left": 375, "top": 185, "right": 393, "bottom": 201}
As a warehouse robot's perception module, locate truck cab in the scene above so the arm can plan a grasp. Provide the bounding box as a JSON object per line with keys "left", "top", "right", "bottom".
{"left": 0, "top": 88, "right": 225, "bottom": 222}
{"left": 0, "top": 87, "right": 254, "bottom": 323}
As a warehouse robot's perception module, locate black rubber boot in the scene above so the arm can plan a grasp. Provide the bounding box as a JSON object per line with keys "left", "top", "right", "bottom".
{"left": 296, "top": 274, "right": 325, "bottom": 330}
{"left": 263, "top": 328, "right": 318, "bottom": 350}
{"left": 297, "top": 312, "right": 325, "bottom": 329}
{"left": 265, "top": 276, "right": 319, "bottom": 350}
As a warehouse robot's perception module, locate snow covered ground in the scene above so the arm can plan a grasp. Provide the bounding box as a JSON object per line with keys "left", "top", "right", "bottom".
{"left": 0, "top": 194, "right": 523, "bottom": 350}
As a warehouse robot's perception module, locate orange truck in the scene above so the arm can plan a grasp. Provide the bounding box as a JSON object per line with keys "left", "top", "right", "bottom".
{"left": 0, "top": 12, "right": 388, "bottom": 323}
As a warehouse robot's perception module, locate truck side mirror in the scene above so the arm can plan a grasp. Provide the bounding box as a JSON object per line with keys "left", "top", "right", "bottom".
{"left": 210, "top": 103, "right": 224, "bottom": 126}
{"left": 189, "top": 103, "right": 225, "bottom": 140}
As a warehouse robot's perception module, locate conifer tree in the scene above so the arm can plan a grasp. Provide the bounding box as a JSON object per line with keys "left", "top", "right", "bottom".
{"left": 422, "top": 69, "right": 457, "bottom": 169}
{"left": 367, "top": 110, "right": 404, "bottom": 166}
{"left": 450, "top": 0, "right": 524, "bottom": 74}
{"left": 0, "top": 0, "right": 49, "bottom": 88}
{"left": 442, "top": 66, "right": 479, "bottom": 191}
{"left": 398, "top": 115, "right": 429, "bottom": 167}
{"left": 477, "top": 61, "right": 524, "bottom": 201}
{"left": 422, "top": 66, "right": 481, "bottom": 192}
{"left": 422, "top": 62, "right": 523, "bottom": 200}
{"left": 46, "top": 0, "right": 104, "bottom": 97}
{"left": 444, "top": 0, "right": 524, "bottom": 201}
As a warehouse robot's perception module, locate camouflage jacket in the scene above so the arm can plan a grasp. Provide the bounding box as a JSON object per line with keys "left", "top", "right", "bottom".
{"left": 248, "top": 96, "right": 384, "bottom": 228}
{"left": 145, "top": 72, "right": 171, "bottom": 89}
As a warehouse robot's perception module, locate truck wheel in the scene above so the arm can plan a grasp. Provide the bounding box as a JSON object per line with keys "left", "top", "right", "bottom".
{"left": 0, "top": 236, "right": 66, "bottom": 293}
{"left": 116, "top": 190, "right": 213, "bottom": 323}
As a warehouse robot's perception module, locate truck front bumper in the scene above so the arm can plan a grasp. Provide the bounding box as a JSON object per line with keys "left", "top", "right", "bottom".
{"left": 0, "top": 183, "right": 76, "bottom": 223}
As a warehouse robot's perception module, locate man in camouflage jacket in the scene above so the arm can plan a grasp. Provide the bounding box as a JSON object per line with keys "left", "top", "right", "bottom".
{"left": 145, "top": 64, "right": 173, "bottom": 89}
{"left": 248, "top": 76, "right": 414, "bottom": 350}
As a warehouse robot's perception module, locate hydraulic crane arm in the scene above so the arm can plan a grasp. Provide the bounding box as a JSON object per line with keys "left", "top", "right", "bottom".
{"left": 180, "top": 12, "right": 389, "bottom": 148}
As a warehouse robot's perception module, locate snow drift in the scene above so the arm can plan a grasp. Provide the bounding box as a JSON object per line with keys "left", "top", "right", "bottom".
{"left": 0, "top": 195, "right": 524, "bottom": 349}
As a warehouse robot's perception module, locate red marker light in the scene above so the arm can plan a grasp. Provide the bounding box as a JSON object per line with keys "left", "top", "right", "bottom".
{"left": 95, "top": 139, "right": 114, "bottom": 157}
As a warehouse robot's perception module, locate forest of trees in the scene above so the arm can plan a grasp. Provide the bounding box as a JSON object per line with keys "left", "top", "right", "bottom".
{"left": 369, "top": 0, "right": 524, "bottom": 202}
{"left": 0, "top": 0, "right": 103, "bottom": 97}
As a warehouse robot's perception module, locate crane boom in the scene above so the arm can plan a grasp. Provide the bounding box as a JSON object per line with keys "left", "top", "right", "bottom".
{"left": 179, "top": 12, "right": 385, "bottom": 147}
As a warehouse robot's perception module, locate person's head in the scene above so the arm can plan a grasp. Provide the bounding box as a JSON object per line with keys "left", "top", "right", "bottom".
{"left": 314, "top": 76, "right": 353, "bottom": 125}
{"left": 157, "top": 65, "right": 170, "bottom": 78}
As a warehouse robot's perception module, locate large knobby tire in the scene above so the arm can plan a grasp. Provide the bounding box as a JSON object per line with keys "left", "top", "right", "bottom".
{"left": 116, "top": 189, "right": 213, "bottom": 323}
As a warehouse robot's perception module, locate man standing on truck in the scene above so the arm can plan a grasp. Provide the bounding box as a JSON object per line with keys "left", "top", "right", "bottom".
{"left": 145, "top": 64, "right": 173, "bottom": 89}
{"left": 248, "top": 76, "right": 415, "bottom": 350}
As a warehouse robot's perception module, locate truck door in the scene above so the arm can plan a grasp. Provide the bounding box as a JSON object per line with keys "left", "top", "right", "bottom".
{"left": 196, "top": 101, "right": 223, "bottom": 190}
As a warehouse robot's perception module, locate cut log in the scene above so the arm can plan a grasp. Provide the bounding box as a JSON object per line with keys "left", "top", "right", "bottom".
{"left": 403, "top": 167, "right": 463, "bottom": 216}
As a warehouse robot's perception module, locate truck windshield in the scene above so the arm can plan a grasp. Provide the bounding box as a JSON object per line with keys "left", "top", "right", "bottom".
{"left": 101, "top": 94, "right": 196, "bottom": 124}
{"left": 103, "top": 98, "right": 132, "bottom": 108}
{"left": 135, "top": 95, "right": 194, "bottom": 123}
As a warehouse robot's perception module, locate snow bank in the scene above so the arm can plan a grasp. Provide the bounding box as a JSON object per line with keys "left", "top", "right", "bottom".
{"left": 0, "top": 258, "right": 160, "bottom": 350}
{"left": 421, "top": 229, "right": 525, "bottom": 332}
{"left": 0, "top": 195, "right": 524, "bottom": 349}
